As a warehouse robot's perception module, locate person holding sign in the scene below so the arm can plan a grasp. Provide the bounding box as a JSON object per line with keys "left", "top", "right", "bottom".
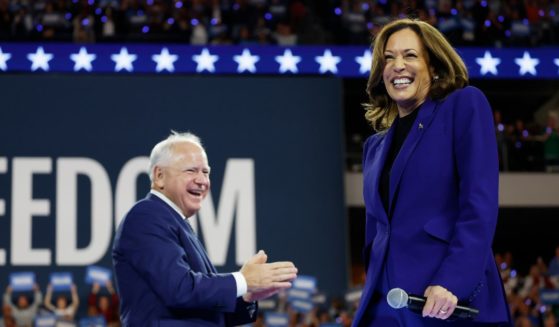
{"left": 113, "top": 132, "right": 298, "bottom": 326}
{"left": 87, "top": 281, "right": 119, "bottom": 326}
{"left": 43, "top": 283, "right": 79, "bottom": 322}
{"left": 352, "top": 18, "right": 511, "bottom": 326}
{"left": 3, "top": 284, "right": 42, "bottom": 327}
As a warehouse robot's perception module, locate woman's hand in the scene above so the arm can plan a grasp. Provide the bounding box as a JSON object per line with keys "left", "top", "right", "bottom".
{"left": 422, "top": 285, "right": 458, "bottom": 320}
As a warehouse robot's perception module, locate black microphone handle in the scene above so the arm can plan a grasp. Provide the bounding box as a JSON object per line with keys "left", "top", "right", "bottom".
{"left": 406, "top": 295, "right": 479, "bottom": 320}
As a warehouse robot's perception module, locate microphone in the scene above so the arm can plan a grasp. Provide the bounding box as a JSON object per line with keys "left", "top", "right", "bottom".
{"left": 386, "top": 288, "right": 479, "bottom": 320}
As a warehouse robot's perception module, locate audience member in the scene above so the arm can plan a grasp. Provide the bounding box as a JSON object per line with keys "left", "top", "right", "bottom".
{"left": 43, "top": 283, "right": 79, "bottom": 322}
{"left": 2, "top": 284, "right": 42, "bottom": 327}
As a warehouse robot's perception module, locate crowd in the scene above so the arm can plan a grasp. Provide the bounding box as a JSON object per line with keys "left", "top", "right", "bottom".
{"left": 0, "top": 0, "right": 559, "bottom": 46}
{"left": 2, "top": 247, "right": 559, "bottom": 327}
{"left": 2, "top": 280, "right": 120, "bottom": 327}
{"left": 250, "top": 245, "right": 559, "bottom": 326}
{"left": 495, "top": 110, "right": 559, "bottom": 172}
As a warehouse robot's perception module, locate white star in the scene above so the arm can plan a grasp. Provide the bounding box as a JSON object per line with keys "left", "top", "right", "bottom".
{"left": 475, "top": 51, "right": 501, "bottom": 76}
{"left": 111, "top": 47, "right": 137, "bottom": 72}
{"left": 554, "top": 58, "right": 559, "bottom": 73}
{"left": 355, "top": 49, "right": 372, "bottom": 74}
{"left": 70, "top": 47, "right": 96, "bottom": 72}
{"left": 514, "top": 51, "right": 539, "bottom": 76}
{"left": 152, "top": 48, "right": 178, "bottom": 73}
{"left": 233, "top": 49, "right": 260, "bottom": 73}
{"left": 275, "top": 49, "right": 301, "bottom": 74}
{"left": 0, "top": 47, "right": 11, "bottom": 71}
{"left": 192, "top": 48, "right": 219, "bottom": 73}
{"left": 315, "top": 49, "right": 341, "bottom": 74}
{"left": 27, "top": 47, "right": 54, "bottom": 71}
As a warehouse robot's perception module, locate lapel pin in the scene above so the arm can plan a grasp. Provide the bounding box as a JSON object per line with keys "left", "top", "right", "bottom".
{"left": 418, "top": 123, "right": 424, "bottom": 130}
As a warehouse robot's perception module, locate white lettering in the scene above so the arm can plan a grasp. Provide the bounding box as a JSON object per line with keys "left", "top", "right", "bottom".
{"left": 0, "top": 157, "right": 6, "bottom": 265}
{"left": 114, "top": 157, "right": 150, "bottom": 228}
{"left": 56, "top": 158, "right": 112, "bottom": 265}
{"left": 198, "top": 159, "right": 256, "bottom": 266}
{"left": 12, "top": 158, "right": 52, "bottom": 265}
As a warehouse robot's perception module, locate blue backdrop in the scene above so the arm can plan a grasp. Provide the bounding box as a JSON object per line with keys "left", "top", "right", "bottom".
{"left": 0, "top": 75, "right": 348, "bottom": 303}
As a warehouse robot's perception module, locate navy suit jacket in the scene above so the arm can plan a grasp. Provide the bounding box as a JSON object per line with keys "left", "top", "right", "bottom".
{"left": 113, "top": 193, "right": 257, "bottom": 327}
{"left": 353, "top": 87, "right": 511, "bottom": 325}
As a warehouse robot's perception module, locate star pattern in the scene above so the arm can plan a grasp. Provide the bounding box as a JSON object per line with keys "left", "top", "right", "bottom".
{"left": 111, "top": 47, "right": 138, "bottom": 72}
{"left": 233, "top": 49, "right": 260, "bottom": 73}
{"left": 514, "top": 51, "right": 539, "bottom": 76}
{"left": 0, "top": 45, "right": 556, "bottom": 77}
{"left": 275, "top": 49, "right": 302, "bottom": 74}
{"left": 27, "top": 47, "right": 54, "bottom": 71}
{"left": 315, "top": 49, "right": 341, "bottom": 74}
{"left": 152, "top": 47, "right": 178, "bottom": 72}
{"left": 355, "top": 50, "right": 372, "bottom": 74}
{"left": 0, "top": 47, "right": 11, "bottom": 71}
{"left": 192, "top": 48, "right": 219, "bottom": 73}
{"left": 476, "top": 51, "right": 501, "bottom": 76}
{"left": 70, "top": 47, "right": 97, "bottom": 72}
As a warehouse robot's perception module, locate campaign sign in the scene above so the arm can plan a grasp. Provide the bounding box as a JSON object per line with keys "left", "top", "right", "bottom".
{"left": 312, "top": 293, "right": 327, "bottom": 305}
{"left": 257, "top": 298, "right": 277, "bottom": 311}
{"left": 540, "top": 289, "right": 559, "bottom": 305}
{"left": 290, "top": 298, "right": 314, "bottom": 313}
{"left": 50, "top": 272, "right": 73, "bottom": 291}
{"left": 10, "top": 272, "right": 35, "bottom": 291}
{"left": 85, "top": 266, "right": 112, "bottom": 284}
{"left": 34, "top": 314, "right": 56, "bottom": 327}
{"left": 292, "top": 275, "right": 317, "bottom": 292}
{"left": 345, "top": 288, "right": 363, "bottom": 303}
{"left": 265, "top": 312, "right": 289, "bottom": 327}
{"left": 287, "top": 288, "right": 312, "bottom": 302}
{"left": 79, "top": 316, "right": 107, "bottom": 327}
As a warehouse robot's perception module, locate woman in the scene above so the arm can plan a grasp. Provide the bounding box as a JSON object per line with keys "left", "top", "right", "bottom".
{"left": 352, "top": 19, "right": 511, "bottom": 326}
{"left": 44, "top": 283, "right": 79, "bottom": 322}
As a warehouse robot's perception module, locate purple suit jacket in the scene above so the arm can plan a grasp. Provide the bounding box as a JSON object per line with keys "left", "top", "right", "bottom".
{"left": 112, "top": 193, "right": 257, "bottom": 326}
{"left": 353, "top": 87, "right": 511, "bottom": 325}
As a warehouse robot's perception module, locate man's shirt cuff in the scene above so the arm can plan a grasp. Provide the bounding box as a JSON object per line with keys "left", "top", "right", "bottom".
{"left": 232, "top": 272, "right": 248, "bottom": 297}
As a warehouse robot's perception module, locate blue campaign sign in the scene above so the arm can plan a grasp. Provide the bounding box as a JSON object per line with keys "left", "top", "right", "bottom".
{"left": 292, "top": 275, "right": 317, "bottom": 292}
{"left": 34, "top": 314, "right": 56, "bottom": 327}
{"left": 257, "top": 298, "right": 277, "bottom": 311}
{"left": 79, "top": 316, "right": 107, "bottom": 327}
{"left": 85, "top": 266, "right": 112, "bottom": 285}
{"left": 50, "top": 272, "right": 73, "bottom": 291}
{"left": 540, "top": 289, "right": 559, "bottom": 305}
{"left": 10, "top": 272, "right": 35, "bottom": 291}
{"left": 287, "top": 288, "right": 313, "bottom": 302}
{"left": 265, "top": 312, "right": 289, "bottom": 327}
{"left": 0, "top": 43, "right": 557, "bottom": 79}
{"left": 290, "top": 298, "right": 314, "bottom": 313}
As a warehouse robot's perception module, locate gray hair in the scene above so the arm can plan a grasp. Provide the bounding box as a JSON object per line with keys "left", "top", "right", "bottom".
{"left": 149, "top": 131, "right": 203, "bottom": 182}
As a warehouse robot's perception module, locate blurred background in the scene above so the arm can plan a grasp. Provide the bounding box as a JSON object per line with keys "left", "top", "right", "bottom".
{"left": 1, "top": 0, "right": 559, "bottom": 326}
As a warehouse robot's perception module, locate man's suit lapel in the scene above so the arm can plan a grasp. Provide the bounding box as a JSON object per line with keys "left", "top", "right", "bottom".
{"left": 147, "top": 193, "right": 217, "bottom": 274}
{"left": 388, "top": 99, "right": 438, "bottom": 215}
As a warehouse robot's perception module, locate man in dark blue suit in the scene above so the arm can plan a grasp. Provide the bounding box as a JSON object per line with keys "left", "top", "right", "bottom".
{"left": 113, "top": 132, "right": 298, "bottom": 326}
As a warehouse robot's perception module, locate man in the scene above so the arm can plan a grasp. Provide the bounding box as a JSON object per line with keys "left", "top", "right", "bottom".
{"left": 113, "top": 132, "right": 297, "bottom": 326}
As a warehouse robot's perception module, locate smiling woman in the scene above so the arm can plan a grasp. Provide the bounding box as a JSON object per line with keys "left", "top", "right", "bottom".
{"left": 353, "top": 18, "right": 511, "bottom": 327}
{"left": 363, "top": 19, "right": 468, "bottom": 132}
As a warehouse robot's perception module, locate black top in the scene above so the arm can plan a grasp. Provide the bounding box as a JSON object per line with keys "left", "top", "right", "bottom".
{"left": 379, "top": 107, "right": 420, "bottom": 217}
